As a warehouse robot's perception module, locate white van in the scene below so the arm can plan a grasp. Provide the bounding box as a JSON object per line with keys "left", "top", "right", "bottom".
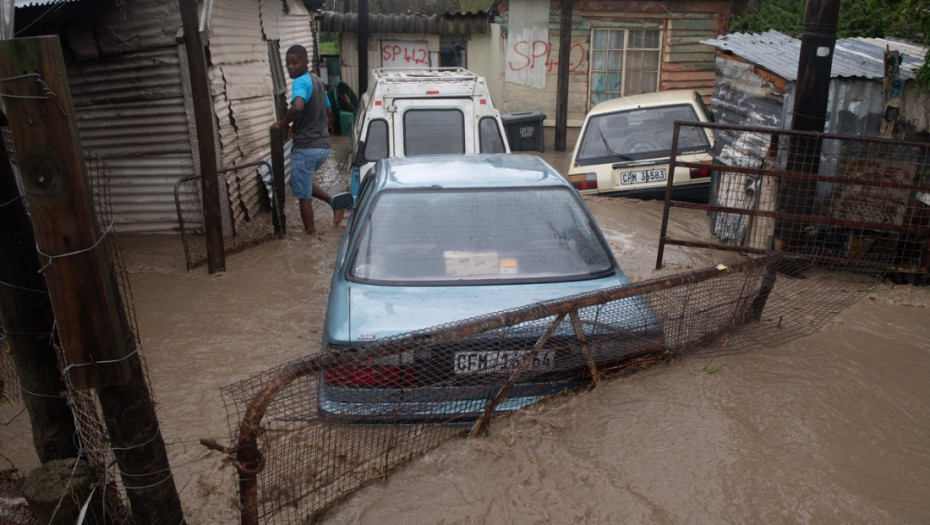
{"left": 347, "top": 68, "right": 510, "bottom": 195}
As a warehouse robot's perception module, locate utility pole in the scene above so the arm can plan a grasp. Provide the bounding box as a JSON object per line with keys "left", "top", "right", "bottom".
{"left": 0, "top": 35, "right": 185, "bottom": 525}
{"left": 776, "top": 0, "right": 841, "bottom": 251}
{"left": 358, "top": 0, "right": 369, "bottom": 95}
{"left": 554, "top": 0, "right": 573, "bottom": 151}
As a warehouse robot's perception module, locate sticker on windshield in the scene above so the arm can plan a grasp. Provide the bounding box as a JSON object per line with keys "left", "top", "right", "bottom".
{"left": 499, "top": 258, "right": 518, "bottom": 274}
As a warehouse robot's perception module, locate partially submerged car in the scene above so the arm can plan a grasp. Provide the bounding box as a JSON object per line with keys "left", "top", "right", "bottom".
{"left": 319, "top": 154, "right": 663, "bottom": 422}
{"left": 567, "top": 90, "right": 715, "bottom": 201}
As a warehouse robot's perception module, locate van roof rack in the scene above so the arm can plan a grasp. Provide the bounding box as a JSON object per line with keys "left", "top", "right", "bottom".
{"left": 371, "top": 67, "right": 480, "bottom": 83}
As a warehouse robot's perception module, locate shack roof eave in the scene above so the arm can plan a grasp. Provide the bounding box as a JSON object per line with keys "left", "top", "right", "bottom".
{"left": 703, "top": 30, "right": 926, "bottom": 82}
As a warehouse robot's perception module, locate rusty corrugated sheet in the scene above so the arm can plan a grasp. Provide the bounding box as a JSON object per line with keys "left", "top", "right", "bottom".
{"left": 703, "top": 30, "right": 922, "bottom": 82}
{"left": 259, "top": 0, "right": 280, "bottom": 41}
{"left": 277, "top": 12, "right": 316, "bottom": 61}
{"left": 209, "top": 0, "right": 267, "bottom": 65}
{"left": 209, "top": 0, "right": 280, "bottom": 227}
{"left": 708, "top": 32, "right": 905, "bottom": 243}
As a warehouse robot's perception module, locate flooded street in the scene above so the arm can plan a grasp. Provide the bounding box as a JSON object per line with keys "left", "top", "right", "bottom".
{"left": 4, "top": 137, "right": 930, "bottom": 524}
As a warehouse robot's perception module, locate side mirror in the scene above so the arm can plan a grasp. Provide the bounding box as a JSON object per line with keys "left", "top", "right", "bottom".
{"left": 331, "top": 192, "right": 355, "bottom": 211}
{"left": 353, "top": 140, "right": 367, "bottom": 167}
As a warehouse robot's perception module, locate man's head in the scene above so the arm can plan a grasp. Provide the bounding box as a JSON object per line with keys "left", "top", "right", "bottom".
{"left": 284, "top": 45, "right": 309, "bottom": 79}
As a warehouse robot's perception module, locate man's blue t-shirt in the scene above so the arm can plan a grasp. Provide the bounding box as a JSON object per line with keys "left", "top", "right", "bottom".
{"left": 290, "top": 72, "right": 331, "bottom": 149}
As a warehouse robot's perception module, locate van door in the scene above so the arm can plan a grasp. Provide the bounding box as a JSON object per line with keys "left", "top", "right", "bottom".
{"left": 392, "top": 98, "right": 474, "bottom": 157}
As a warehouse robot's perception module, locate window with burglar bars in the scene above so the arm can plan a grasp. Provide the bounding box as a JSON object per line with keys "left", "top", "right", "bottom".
{"left": 588, "top": 28, "right": 662, "bottom": 108}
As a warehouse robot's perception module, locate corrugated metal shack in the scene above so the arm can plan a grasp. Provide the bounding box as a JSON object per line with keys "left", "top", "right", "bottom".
{"left": 704, "top": 30, "right": 929, "bottom": 141}
{"left": 701, "top": 30, "right": 930, "bottom": 246}
{"left": 12, "top": 0, "right": 318, "bottom": 233}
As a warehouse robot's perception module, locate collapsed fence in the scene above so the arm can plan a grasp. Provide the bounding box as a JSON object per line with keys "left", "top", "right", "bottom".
{"left": 213, "top": 121, "right": 929, "bottom": 524}
{"left": 658, "top": 121, "right": 930, "bottom": 279}
{"left": 216, "top": 250, "right": 876, "bottom": 524}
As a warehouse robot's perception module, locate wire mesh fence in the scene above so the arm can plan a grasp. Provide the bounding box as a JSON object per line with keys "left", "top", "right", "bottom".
{"left": 174, "top": 160, "right": 282, "bottom": 271}
{"left": 659, "top": 121, "right": 930, "bottom": 280}
{"left": 218, "top": 251, "right": 878, "bottom": 524}
{"left": 0, "top": 148, "right": 160, "bottom": 523}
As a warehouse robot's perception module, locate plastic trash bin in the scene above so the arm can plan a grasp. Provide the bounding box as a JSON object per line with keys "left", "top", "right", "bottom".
{"left": 501, "top": 111, "right": 546, "bottom": 152}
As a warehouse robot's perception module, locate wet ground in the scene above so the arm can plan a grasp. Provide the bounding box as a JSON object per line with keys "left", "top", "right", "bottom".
{"left": 3, "top": 137, "right": 929, "bottom": 524}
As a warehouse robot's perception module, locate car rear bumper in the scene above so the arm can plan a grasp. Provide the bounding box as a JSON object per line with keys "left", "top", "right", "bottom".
{"left": 582, "top": 178, "right": 710, "bottom": 202}
{"left": 317, "top": 380, "right": 579, "bottom": 424}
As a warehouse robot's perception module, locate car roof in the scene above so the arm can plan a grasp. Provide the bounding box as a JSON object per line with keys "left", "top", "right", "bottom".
{"left": 375, "top": 154, "right": 569, "bottom": 190}
{"left": 587, "top": 89, "right": 701, "bottom": 116}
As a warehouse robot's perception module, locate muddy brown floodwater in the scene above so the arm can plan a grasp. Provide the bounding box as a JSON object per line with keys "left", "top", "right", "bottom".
{"left": 4, "top": 137, "right": 930, "bottom": 524}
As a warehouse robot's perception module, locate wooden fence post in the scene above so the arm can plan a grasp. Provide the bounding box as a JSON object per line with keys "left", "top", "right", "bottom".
{"left": 270, "top": 125, "right": 288, "bottom": 236}
{"left": 0, "top": 36, "right": 186, "bottom": 525}
{"left": 0, "top": 113, "right": 79, "bottom": 463}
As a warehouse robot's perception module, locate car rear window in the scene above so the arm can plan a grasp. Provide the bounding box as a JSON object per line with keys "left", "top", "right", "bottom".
{"left": 348, "top": 187, "right": 615, "bottom": 285}
{"left": 403, "top": 109, "right": 465, "bottom": 156}
{"left": 576, "top": 103, "right": 711, "bottom": 164}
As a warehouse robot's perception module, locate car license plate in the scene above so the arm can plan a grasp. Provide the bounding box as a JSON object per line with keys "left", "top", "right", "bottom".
{"left": 453, "top": 350, "right": 555, "bottom": 374}
{"left": 619, "top": 168, "right": 666, "bottom": 185}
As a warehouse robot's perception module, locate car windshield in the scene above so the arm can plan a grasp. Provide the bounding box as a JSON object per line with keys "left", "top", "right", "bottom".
{"left": 348, "top": 187, "right": 615, "bottom": 284}
{"left": 575, "top": 103, "right": 710, "bottom": 164}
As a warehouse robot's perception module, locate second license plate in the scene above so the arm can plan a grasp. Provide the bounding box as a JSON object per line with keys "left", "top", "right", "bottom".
{"left": 619, "top": 168, "right": 666, "bottom": 185}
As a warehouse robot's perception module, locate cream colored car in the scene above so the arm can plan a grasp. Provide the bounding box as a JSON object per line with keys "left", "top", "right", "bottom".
{"left": 567, "top": 90, "right": 714, "bottom": 201}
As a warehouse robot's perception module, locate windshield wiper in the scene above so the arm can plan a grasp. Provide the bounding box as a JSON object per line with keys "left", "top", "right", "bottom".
{"left": 596, "top": 126, "right": 631, "bottom": 161}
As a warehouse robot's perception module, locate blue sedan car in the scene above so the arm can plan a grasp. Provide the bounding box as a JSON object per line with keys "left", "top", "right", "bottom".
{"left": 319, "top": 154, "right": 663, "bottom": 422}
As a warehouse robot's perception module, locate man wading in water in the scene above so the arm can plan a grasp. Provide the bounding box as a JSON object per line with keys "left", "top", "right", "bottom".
{"left": 273, "top": 44, "right": 343, "bottom": 233}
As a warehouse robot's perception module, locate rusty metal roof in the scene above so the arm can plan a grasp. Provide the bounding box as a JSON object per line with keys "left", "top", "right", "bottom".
{"left": 317, "top": 10, "right": 491, "bottom": 35}
{"left": 703, "top": 30, "right": 926, "bottom": 81}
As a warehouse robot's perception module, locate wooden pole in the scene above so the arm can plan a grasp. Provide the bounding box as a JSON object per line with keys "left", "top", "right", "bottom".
{"left": 179, "top": 0, "right": 226, "bottom": 273}
{"left": 554, "top": 0, "right": 572, "bottom": 152}
{"left": 775, "top": 0, "right": 840, "bottom": 251}
{"left": 0, "top": 117, "right": 79, "bottom": 463}
{"left": 270, "top": 126, "right": 287, "bottom": 236}
{"left": 358, "top": 0, "right": 369, "bottom": 95}
{"left": 0, "top": 36, "right": 131, "bottom": 389}
{"left": 0, "top": 36, "right": 186, "bottom": 525}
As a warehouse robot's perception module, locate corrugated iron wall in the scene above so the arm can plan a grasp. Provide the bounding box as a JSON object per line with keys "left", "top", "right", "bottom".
{"left": 24, "top": 0, "right": 318, "bottom": 233}
{"left": 208, "top": 0, "right": 275, "bottom": 229}
{"left": 208, "top": 0, "right": 316, "bottom": 230}
{"left": 64, "top": 0, "right": 196, "bottom": 233}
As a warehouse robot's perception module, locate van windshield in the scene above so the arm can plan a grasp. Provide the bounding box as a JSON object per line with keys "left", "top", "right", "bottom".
{"left": 404, "top": 109, "right": 465, "bottom": 156}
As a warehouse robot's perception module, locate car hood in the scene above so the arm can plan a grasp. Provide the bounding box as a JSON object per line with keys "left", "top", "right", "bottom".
{"left": 325, "top": 275, "right": 631, "bottom": 345}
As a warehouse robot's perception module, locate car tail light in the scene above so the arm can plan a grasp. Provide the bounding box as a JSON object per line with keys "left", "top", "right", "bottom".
{"left": 689, "top": 166, "right": 712, "bottom": 179}
{"left": 324, "top": 366, "right": 416, "bottom": 388}
{"left": 568, "top": 172, "right": 598, "bottom": 191}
